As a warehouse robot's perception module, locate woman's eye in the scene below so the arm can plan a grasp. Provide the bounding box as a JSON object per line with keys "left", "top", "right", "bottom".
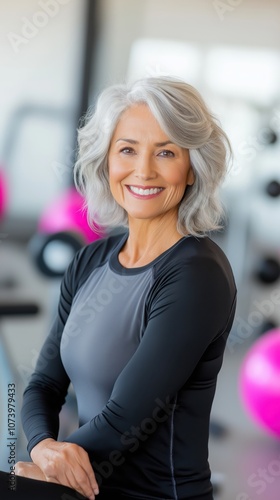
{"left": 159, "top": 150, "right": 175, "bottom": 157}
{"left": 120, "top": 147, "right": 134, "bottom": 154}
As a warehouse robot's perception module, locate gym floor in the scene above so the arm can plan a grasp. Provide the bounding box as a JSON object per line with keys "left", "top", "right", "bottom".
{"left": 1, "top": 240, "right": 280, "bottom": 500}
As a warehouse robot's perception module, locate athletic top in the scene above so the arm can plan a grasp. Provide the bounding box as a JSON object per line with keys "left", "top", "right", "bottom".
{"left": 21, "top": 232, "right": 236, "bottom": 500}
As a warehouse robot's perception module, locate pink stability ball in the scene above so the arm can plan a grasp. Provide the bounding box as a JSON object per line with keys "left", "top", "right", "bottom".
{"left": 38, "top": 187, "right": 102, "bottom": 244}
{"left": 239, "top": 328, "right": 280, "bottom": 439}
{"left": 0, "top": 169, "right": 7, "bottom": 219}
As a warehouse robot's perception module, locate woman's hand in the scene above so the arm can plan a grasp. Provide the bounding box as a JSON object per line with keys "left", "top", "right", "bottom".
{"left": 30, "top": 438, "right": 99, "bottom": 500}
{"left": 15, "top": 461, "right": 46, "bottom": 481}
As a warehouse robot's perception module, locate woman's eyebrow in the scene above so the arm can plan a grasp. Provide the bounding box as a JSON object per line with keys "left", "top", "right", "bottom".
{"left": 116, "top": 138, "right": 138, "bottom": 144}
{"left": 115, "top": 138, "right": 175, "bottom": 147}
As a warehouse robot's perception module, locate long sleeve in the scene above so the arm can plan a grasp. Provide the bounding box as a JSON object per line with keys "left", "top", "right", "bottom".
{"left": 21, "top": 256, "right": 74, "bottom": 454}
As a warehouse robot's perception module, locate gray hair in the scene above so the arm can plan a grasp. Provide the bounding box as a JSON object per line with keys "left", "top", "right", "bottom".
{"left": 74, "top": 76, "right": 232, "bottom": 236}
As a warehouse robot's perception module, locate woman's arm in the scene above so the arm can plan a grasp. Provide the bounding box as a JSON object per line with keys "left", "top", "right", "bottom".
{"left": 20, "top": 249, "right": 99, "bottom": 498}
{"left": 21, "top": 304, "right": 71, "bottom": 452}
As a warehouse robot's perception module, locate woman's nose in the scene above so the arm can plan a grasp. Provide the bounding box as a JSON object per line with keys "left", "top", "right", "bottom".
{"left": 134, "top": 155, "right": 156, "bottom": 180}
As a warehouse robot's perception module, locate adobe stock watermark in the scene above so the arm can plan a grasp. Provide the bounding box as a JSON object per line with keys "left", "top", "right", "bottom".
{"left": 7, "top": 0, "right": 73, "bottom": 54}
{"left": 144, "top": 63, "right": 168, "bottom": 78}
{"left": 16, "top": 317, "right": 84, "bottom": 384}
{"left": 92, "top": 395, "right": 177, "bottom": 487}
{"left": 213, "top": 0, "right": 244, "bottom": 21}
{"left": 17, "top": 347, "right": 42, "bottom": 385}
{"left": 51, "top": 145, "right": 76, "bottom": 185}
{"left": 227, "top": 288, "right": 280, "bottom": 353}
{"left": 70, "top": 275, "right": 131, "bottom": 327}
{"left": 222, "top": 106, "right": 280, "bottom": 189}
{"left": 51, "top": 119, "right": 113, "bottom": 184}
{"left": 236, "top": 455, "right": 280, "bottom": 499}
{"left": 237, "top": 110, "right": 280, "bottom": 164}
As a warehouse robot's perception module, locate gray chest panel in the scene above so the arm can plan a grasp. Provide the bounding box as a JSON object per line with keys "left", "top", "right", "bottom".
{"left": 61, "top": 262, "right": 153, "bottom": 423}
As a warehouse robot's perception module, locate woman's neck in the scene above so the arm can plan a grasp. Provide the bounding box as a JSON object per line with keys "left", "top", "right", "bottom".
{"left": 118, "top": 215, "right": 185, "bottom": 268}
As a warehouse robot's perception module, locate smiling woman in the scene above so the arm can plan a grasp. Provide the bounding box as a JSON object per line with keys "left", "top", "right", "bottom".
{"left": 75, "top": 76, "right": 231, "bottom": 238}
{"left": 6, "top": 76, "right": 237, "bottom": 500}
{"left": 107, "top": 103, "right": 195, "bottom": 266}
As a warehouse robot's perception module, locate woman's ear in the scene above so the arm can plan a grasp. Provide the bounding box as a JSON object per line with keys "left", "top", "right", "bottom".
{"left": 185, "top": 149, "right": 195, "bottom": 187}
{"left": 187, "top": 167, "right": 195, "bottom": 187}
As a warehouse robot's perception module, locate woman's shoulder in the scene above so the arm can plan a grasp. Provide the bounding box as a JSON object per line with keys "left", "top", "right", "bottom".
{"left": 64, "top": 230, "right": 127, "bottom": 290}
{"left": 159, "top": 234, "right": 230, "bottom": 264}
{"left": 78, "top": 230, "right": 126, "bottom": 265}
{"left": 154, "top": 235, "right": 235, "bottom": 285}
{"left": 147, "top": 235, "right": 236, "bottom": 316}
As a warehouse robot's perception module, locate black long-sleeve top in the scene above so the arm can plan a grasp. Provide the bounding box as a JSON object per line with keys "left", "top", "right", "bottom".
{"left": 21, "top": 232, "right": 236, "bottom": 499}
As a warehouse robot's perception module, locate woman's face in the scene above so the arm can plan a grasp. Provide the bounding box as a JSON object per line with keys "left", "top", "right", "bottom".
{"left": 108, "top": 104, "right": 194, "bottom": 224}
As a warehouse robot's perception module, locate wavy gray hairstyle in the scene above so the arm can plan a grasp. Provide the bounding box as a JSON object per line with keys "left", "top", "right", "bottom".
{"left": 74, "top": 76, "right": 231, "bottom": 236}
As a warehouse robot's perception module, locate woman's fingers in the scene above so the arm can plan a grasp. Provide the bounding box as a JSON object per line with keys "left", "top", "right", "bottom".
{"left": 76, "top": 448, "right": 100, "bottom": 496}
{"left": 30, "top": 439, "right": 99, "bottom": 498}
{"left": 45, "top": 447, "right": 99, "bottom": 498}
{"left": 63, "top": 467, "right": 97, "bottom": 500}
{"left": 46, "top": 462, "right": 97, "bottom": 500}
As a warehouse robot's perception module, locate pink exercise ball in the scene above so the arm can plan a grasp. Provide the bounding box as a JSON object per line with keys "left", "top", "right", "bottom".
{"left": 239, "top": 328, "right": 280, "bottom": 439}
{"left": 0, "top": 169, "right": 7, "bottom": 219}
{"left": 38, "top": 187, "right": 103, "bottom": 244}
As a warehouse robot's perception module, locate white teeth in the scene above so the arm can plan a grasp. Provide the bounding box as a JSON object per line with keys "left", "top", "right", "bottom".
{"left": 129, "top": 186, "right": 162, "bottom": 196}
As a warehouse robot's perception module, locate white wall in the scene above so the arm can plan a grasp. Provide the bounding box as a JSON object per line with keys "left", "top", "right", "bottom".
{"left": 93, "top": 0, "right": 280, "bottom": 95}
{"left": 0, "top": 0, "right": 86, "bottom": 218}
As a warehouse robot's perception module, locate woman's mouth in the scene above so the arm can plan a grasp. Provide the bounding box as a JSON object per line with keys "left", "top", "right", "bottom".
{"left": 126, "top": 185, "right": 164, "bottom": 199}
